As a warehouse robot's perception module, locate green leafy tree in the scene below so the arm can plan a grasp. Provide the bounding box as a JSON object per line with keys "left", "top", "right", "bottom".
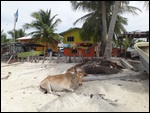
{"left": 1, "top": 30, "right": 10, "bottom": 43}
{"left": 70, "top": 1, "right": 141, "bottom": 57}
{"left": 7, "top": 28, "right": 26, "bottom": 42}
{"left": 23, "top": 9, "right": 62, "bottom": 52}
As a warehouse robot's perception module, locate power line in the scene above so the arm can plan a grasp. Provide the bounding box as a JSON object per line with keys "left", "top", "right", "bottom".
{"left": 2, "top": 19, "right": 13, "bottom": 32}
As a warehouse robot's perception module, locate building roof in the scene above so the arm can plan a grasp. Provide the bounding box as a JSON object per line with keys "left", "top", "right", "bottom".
{"left": 16, "top": 36, "right": 32, "bottom": 40}
{"left": 59, "top": 27, "right": 81, "bottom": 35}
{"left": 1, "top": 42, "right": 45, "bottom": 47}
{"left": 118, "top": 31, "right": 149, "bottom": 39}
{"left": 16, "top": 35, "right": 60, "bottom": 44}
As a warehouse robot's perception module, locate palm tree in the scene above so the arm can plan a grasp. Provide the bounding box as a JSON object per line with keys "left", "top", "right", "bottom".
{"left": 1, "top": 31, "right": 10, "bottom": 43}
{"left": 23, "top": 9, "right": 62, "bottom": 52}
{"left": 101, "top": 1, "right": 107, "bottom": 55}
{"left": 103, "top": 1, "right": 121, "bottom": 61}
{"left": 70, "top": 1, "right": 141, "bottom": 57}
{"left": 143, "top": 1, "right": 149, "bottom": 10}
{"left": 71, "top": 1, "right": 109, "bottom": 55}
{"left": 7, "top": 28, "right": 26, "bottom": 42}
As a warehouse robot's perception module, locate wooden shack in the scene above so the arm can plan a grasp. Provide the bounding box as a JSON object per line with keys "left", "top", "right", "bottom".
{"left": 16, "top": 36, "right": 59, "bottom": 53}
{"left": 1, "top": 42, "right": 45, "bottom": 63}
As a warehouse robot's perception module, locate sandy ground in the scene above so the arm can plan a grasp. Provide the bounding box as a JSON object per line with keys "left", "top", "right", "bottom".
{"left": 1, "top": 59, "right": 149, "bottom": 112}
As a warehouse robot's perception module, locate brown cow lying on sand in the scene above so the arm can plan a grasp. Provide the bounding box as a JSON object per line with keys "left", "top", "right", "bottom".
{"left": 40, "top": 68, "right": 87, "bottom": 95}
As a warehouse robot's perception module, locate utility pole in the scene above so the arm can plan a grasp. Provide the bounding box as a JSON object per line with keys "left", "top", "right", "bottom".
{"left": 14, "top": 9, "right": 18, "bottom": 42}
{"left": 14, "top": 13, "right": 16, "bottom": 42}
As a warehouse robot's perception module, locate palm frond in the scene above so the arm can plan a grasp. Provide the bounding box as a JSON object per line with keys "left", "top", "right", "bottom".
{"left": 73, "top": 12, "right": 94, "bottom": 25}
{"left": 70, "top": 1, "right": 95, "bottom": 12}
{"left": 119, "top": 6, "right": 141, "bottom": 16}
{"left": 143, "top": 1, "right": 149, "bottom": 10}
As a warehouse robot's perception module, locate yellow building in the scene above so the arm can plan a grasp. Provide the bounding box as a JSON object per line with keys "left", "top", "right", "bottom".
{"left": 60, "top": 27, "right": 95, "bottom": 57}
{"left": 60, "top": 27, "right": 94, "bottom": 44}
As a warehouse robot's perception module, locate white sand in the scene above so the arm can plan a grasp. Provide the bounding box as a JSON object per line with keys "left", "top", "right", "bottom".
{"left": 1, "top": 60, "right": 149, "bottom": 112}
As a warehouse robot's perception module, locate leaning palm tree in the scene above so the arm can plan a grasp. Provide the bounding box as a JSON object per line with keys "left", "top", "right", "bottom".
{"left": 23, "top": 9, "right": 62, "bottom": 52}
{"left": 71, "top": 1, "right": 114, "bottom": 55}
{"left": 70, "top": 1, "right": 141, "bottom": 57}
{"left": 103, "top": 1, "right": 121, "bottom": 60}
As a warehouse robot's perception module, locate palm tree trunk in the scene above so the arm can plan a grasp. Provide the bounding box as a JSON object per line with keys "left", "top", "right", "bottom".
{"left": 46, "top": 41, "right": 48, "bottom": 56}
{"left": 103, "top": 1, "right": 121, "bottom": 61}
{"left": 101, "top": 1, "right": 107, "bottom": 56}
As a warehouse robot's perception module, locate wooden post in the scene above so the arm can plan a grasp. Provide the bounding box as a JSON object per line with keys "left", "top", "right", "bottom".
{"left": 120, "top": 58, "right": 135, "bottom": 71}
{"left": 31, "top": 49, "right": 34, "bottom": 62}
{"left": 21, "top": 57, "right": 23, "bottom": 62}
{"left": 79, "top": 50, "right": 84, "bottom": 63}
{"left": 37, "top": 55, "right": 40, "bottom": 63}
{"left": 49, "top": 51, "right": 52, "bottom": 63}
{"left": 57, "top": 52, "right": 60, "bottom": 63}
{"left": 7, "top": 55, "right": 13, "bottom": 64}
{"left": 65, "top": 56, "right": 67, "bottom": 63}
{"left": 73, "top": 55, "right": 76, "bottom": 63}
{"left": 13, "top": 44, "right": 16, "bottom": 60}
{"left": 17, "top": 54, "right": 19, "bottom": 62}
{"left": 42, "top": 52, "right": 46, "bottom": 64}
{"left": 27, "top": 56, "right": 30, "bottom": 62}
{"left": 69, "top": 56, "right": 71, "bottom": 63}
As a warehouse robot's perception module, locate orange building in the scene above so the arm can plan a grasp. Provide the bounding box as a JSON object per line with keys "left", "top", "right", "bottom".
{"left": 16, "top": 36, "right": 59, "bottom": 53}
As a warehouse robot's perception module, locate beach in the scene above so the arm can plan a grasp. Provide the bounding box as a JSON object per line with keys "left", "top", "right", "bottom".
{"left": 1, "top": 59, "right": 149, "bottom": 112}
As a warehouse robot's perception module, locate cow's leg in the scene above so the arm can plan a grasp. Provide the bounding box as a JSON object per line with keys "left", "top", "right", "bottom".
{"left": 40, "top": 79, "right": 52, "bottom": 94}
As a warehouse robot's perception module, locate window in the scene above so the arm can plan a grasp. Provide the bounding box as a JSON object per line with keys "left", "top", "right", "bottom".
{"left": 85, "top": 49, "right": 90, "bottom": 54}
{"left": 67, "top": 36, "right": 74, "bottom": 42}
{"left": 71, "top": 49, "right": 77, "bottom": 54}
{"left": 17, "top": 46, "right": 23, "bottom": 53}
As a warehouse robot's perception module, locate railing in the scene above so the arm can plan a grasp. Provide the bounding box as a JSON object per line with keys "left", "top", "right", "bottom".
{"left": 18, "top": 51, "right": 44, "bottom": 58}
{"left": 17, "top": 50, "right": 45, "bottom": 62}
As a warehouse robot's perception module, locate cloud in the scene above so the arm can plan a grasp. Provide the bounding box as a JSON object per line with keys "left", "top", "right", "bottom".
{"left": 1, "top": 1, "right": 149, "bottom": 39}
{"left": 122, "top": 1, "right": 149, "bottom": 31}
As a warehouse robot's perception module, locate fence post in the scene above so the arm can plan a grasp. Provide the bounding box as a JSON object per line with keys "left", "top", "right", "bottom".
{"left": 73, "top": 55, "right": 76, "bottom": 63}
{"left": 31, "top": 49, "right": 34, "bottom": 62}
{"left": 49, "top": 51, "right": 52, "bottom": 63}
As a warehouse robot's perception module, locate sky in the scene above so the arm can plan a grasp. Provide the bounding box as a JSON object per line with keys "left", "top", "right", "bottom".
{"left": 1, "top": 1, "right": 149, "bottom": 39}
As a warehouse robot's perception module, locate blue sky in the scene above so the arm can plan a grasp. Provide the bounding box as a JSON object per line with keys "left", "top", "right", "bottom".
{"left": 1, "top": 1, "right": 149, "bottom": 38}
